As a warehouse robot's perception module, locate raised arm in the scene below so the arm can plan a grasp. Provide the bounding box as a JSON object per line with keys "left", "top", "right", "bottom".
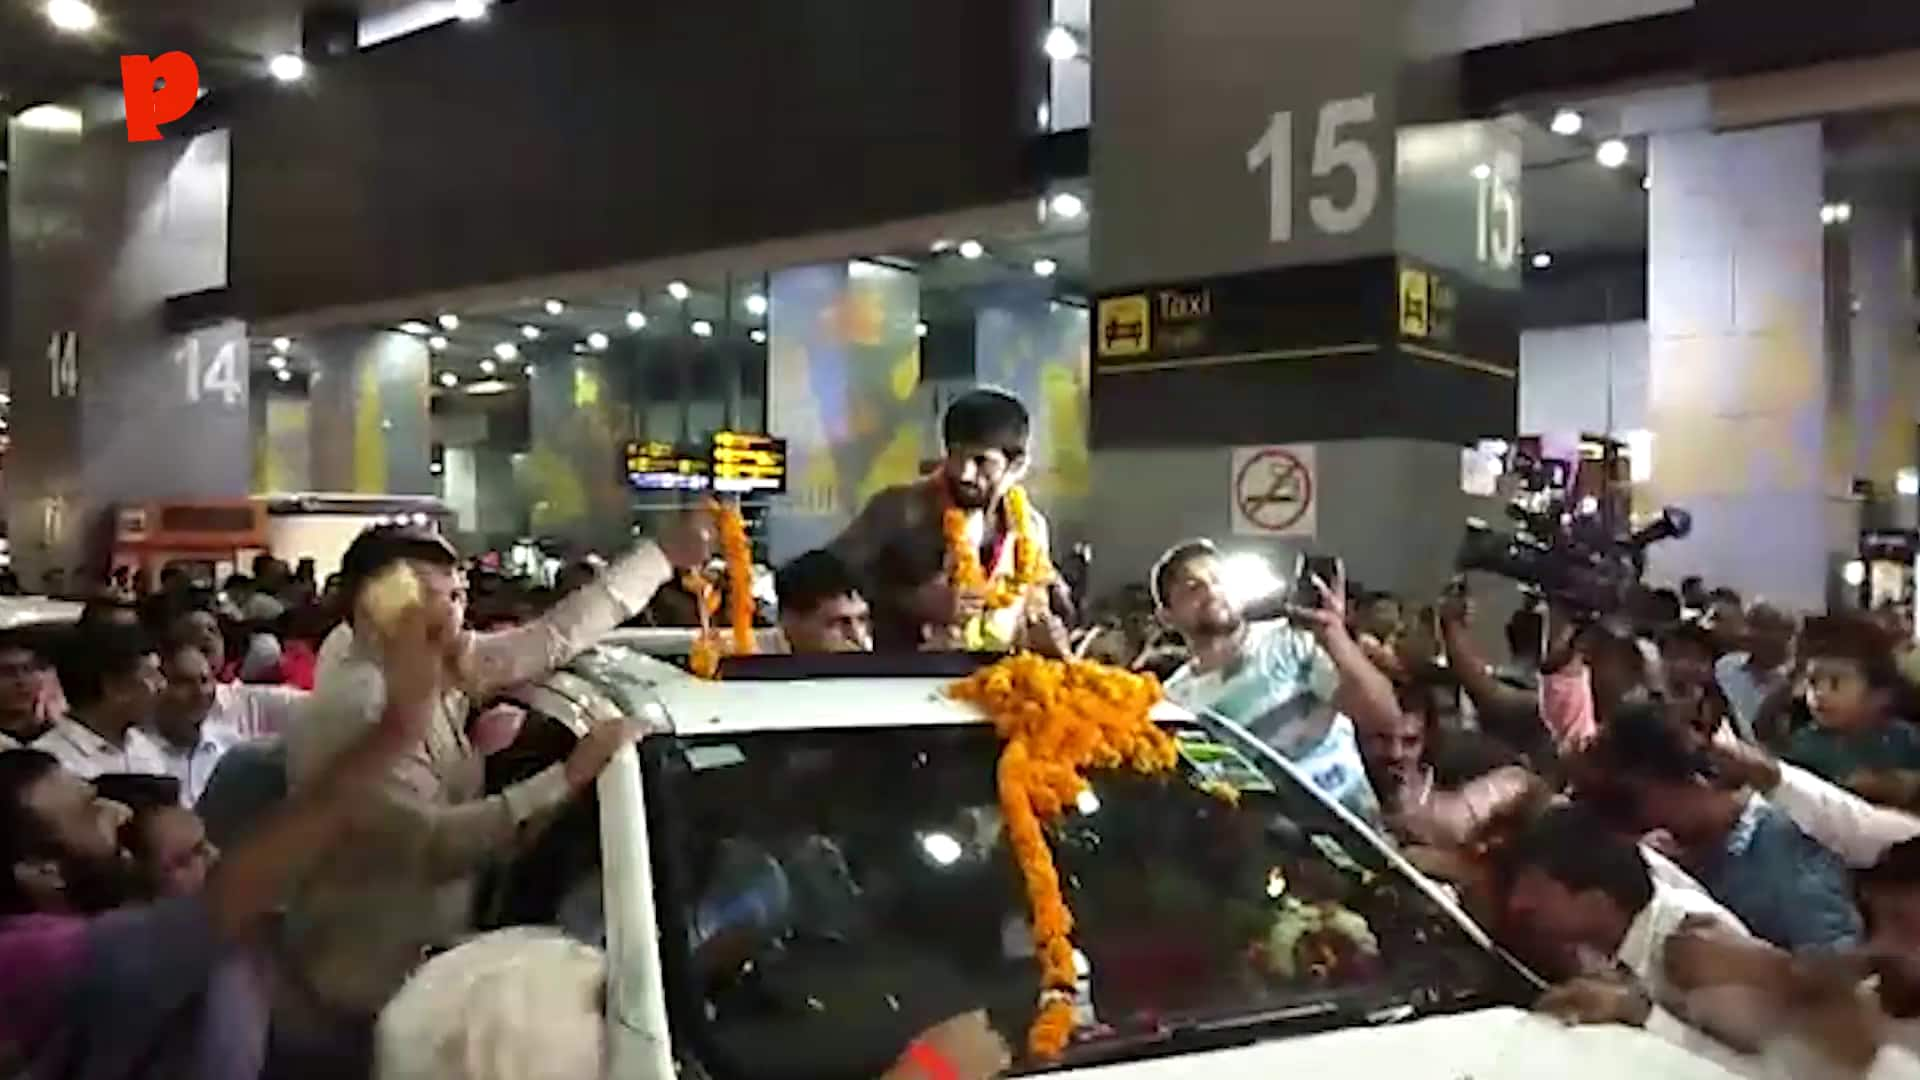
{"left": 1288, "top": 571, "right": 1402, "bottom": 738}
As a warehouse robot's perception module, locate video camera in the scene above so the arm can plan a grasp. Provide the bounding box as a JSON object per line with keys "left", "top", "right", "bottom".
{"left": 1455, "top": 448, "right": 1691, "bottom": 616}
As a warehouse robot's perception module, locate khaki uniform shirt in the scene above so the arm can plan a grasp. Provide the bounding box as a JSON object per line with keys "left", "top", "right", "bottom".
{"left": 281, "top": 542, "right": 671, "bottom": 1014}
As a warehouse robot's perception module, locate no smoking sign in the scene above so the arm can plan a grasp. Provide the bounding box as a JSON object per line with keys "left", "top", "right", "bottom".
{"left": 1230, "top": 445, "right": 1317, "bottom": 538}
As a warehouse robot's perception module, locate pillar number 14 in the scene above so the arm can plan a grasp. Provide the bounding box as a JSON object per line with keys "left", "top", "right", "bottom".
{"left": 1245, "top": 94, "right": 1381, "bottom": 244}
{"left": 173, "top": 337, "right": 244, "bottom": 407}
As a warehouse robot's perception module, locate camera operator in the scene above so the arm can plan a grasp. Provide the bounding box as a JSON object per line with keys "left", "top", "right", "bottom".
{"left": 1149, "top": 540, "right": 1400, "bottom": 825}
{"left": 1436, "top": 591, "right": 1594, "bottom": 766}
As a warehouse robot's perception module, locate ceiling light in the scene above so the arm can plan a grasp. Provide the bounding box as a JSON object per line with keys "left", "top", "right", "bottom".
{"left": 492, "top": 342, "right": 518, "bottom": 361}
{"left": 438, "top": 372, "right": 459, "bottom": 388}
{"left": 667, "top": 281, "right": 691, "bottom": 302}
{"left": 44, "top": 0, "right": 97, "bottom": 33}
{"left": 691, "top": 320, "right": 714, "bottom": 338}
{"left": 1642, "top": 175, "right": 1652, "bottom": 191}
{"left": 15, "top": 105, "right": 83, "bottom": 134}
{"left": 466, "top": 379, "right": 511, "bottom": 396}
{"left": 452, "top": 0, "right": 489, "bottom": 20}
{"left": 930, "top": 239, "right": 954, "bottom": 253}
{"left": 398, "top": 320, "right": 431, "bottom": 335}
{"left": 428, "top": 335, "right": 448, "bottom": 351}
{"left": 543, "top": 298, "right": 565, "bottom": 316}
{"left": 1833, "top": 201, "right": 1853, "bottom": 224}
{"left": 479, "top": 358, "right": 498, "bottom": 375}
{"left": 275, "top": 368, "right": 293, "bottom": 382}
{"left": 267, "top": 355, "right": 287, "bottom": 371}
{"left": 1820, "top": 204, "right": 1838, "bottom": 226}
{"left": 919, "top": 831, "right": 964, "bottom": 866}
{"left": 271, "top": 336, "right": 292, "bottom": 353}
{"left": 587, "top": 332, "right": 610, "bottom": 351}
{"left": 1047, "top": 191, "right": 1085, "bottom": 220}
{"left": 437, "top": 313, "right": 460, "bottom": 330}
{"left": 750, "top": 329, "right": 767, "bottom": 345}
{"left": 1595, "top": 139, "right": 1629, "bottom": 169}
{"left": 1042, "top": 24, "right": 1081, "bottom": 62}
{"left": 1032, "top": 257, "right": 1058, "bottom": 278}
{"left": 1531, "top": 251, "right": 1553, "bottom": 269}
{"left": 625, "top": 310, "right": 647, "bottom": 330}
{"left": 744, "top": 293, "right": 769, "bottom": 317}
{"left": 1549, "top": 109, "right": 1584, "bottom": 137}
{"left": 1470, "top": 163, "right": 1492, "bottom": 181}
{"left": 572, "top": 343, "right": 587, "bottom": 354}
{"left": 268, "top": 54, "right": 306, "bottom": 83}
{"left": 958, "top": 240, "right": 985, "bottom": 260}
{"left": 915, "top": 321, "right": 929, "bottom": 338}
{"left": 519, "top": 324, "right": 541, "bottom": 341}
{"left": 430, "top": 462, "right": 444, "bottom": 475}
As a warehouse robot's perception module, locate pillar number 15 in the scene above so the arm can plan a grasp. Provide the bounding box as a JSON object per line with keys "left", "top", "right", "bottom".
{"left": 1245, "top": 94, "right": 1381, "bottom": 244}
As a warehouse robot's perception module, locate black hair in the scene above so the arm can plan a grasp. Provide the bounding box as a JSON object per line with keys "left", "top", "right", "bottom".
{"left": 1149, "top": 539, "right": 1219, "bottom": 609}
{"left": 1859, "top": 838, "right": 1920, "bottom": 929}
{"left": 1646, "top": 588, "right": 1683, "bottom": 625}
{"left": 941, "top": 388, "right": 1030, "bottom": 456}
{"left": 1801, "top": 614, "right": 1906, "bottom": 693}
{"left": 56, "top": 623, "right": 156, "bottom": 711}
{"left": 1503, "top": 803, "right": 1654, "bottom": 915}
{"left": 78, "top": 599, "right": 137, "bottom": 629}
{"left": 1657, "top": 621, "right": 1717, "bottom": 659}
{"left": 93, "top": 773, "right": 181, "bottom": 813}
{"left": 775, "top": 550, "right": 863, "bottom": 618}
{"left": 1505, "top": 607, "right": 1544, "bottom": 661}
{"left": 1592, "top": 700, "right": 1710, "bottom": 784}
{"left": 337, "top": 525, "right": 459, "bottom": 612}
{"left": 0, "top": 627, "right": 52, "bottom": 668}
{"left": 0, "top": 749, "right": 63, "bottom": 915}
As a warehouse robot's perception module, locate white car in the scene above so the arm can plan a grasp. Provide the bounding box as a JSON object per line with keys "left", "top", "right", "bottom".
{"left": 495, "top": 633, "right": 1741, "bottom": 1080}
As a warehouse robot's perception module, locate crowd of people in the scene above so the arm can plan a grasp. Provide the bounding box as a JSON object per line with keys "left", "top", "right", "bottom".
{"left": 1, "top": 386, "right": 1919, "bottom": 1078}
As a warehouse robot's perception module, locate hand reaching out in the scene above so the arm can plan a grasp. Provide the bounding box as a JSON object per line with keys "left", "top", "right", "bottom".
{"left": 470, "top": 703, "right": 527, "bottom": 758}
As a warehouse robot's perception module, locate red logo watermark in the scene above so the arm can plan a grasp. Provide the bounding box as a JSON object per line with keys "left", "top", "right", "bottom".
{"left": 120, "top": 52, "right": 200, "bottom": 142}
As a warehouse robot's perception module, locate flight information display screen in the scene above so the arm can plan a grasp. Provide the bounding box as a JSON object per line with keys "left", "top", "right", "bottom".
{"left": 626, "top": 433, "right": 787, "bottom": 495}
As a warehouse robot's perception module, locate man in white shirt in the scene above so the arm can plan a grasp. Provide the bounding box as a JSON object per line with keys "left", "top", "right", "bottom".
{"left": 1715, "top": 606, "right": 1796, "bottom": 743}
{"left": 149, "top": 641, "right": 308, "bottom": 806}
{"left": 1707, "top": 734, "right": 1920, "bottom": 868}
{"left": 35, "top": 623, "right": 168, "bottom": 779}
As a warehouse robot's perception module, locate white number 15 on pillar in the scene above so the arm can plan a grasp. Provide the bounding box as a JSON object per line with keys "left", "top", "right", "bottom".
{"left": 1245, "top": 94, "right": 1381, "bottom": 244}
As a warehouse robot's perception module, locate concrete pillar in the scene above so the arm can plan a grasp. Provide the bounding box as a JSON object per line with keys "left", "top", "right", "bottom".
{"left": 971, "top": 288, "right": 1092, "bottom": 542}
{"left": 1644, "top": 123, "right": 1835, "bottom": 611}
{"left": 1841, "top": 187, "right": 1920, "bottom": 527}
{"left": 6, "top": 107, "right": 247, "bottom": 583}
{"left": 306, "top": 330, "right": 433, "bottom": 495}
{"left": 524, "top": 348, "right": 633, "bottom": 551}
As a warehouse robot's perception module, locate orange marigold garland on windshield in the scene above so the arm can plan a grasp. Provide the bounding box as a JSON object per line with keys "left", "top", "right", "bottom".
{"left": 683, "top": 498, "right": 756, "bottom": 679}
{"left": 947, "top": 654, "right": 1177, "bottom": 1059}
{"left": 942, "top": 483, "right": 1048, "bottom": 612}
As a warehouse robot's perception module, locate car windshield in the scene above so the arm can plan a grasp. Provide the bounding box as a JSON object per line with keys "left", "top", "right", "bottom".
{"left": 640, "top": 715, "right": 1533, "bottom": 1079}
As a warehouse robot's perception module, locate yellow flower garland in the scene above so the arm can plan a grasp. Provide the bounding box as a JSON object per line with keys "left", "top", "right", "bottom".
{"left": 948, "top": 653, "right": 1177, "bottom": 1060}
{"left": 942, "top": 482, "right": 1048, "bottom": 613}
{"left": 683, "top": 498, "right": 756, "bottom": 679}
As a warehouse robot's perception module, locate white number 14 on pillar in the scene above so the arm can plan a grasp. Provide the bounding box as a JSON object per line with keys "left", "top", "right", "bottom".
{"left": 173, "top": 338, "right": 243, "bottom": 407}
{"left": 1245, "top": 94, "right": 1381, "bottom": 244}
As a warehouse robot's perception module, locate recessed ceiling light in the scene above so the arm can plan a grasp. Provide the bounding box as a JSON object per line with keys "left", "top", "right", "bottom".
{"left": 930, "top": 239, "right": 954, "bottom": 253}
{"left": 438, "top": 371, "right": 459, "bottom": 388}
{"left": 1549, "top": 109, "right": 1584, "bottom": 137}
{"left": 428, "top": 335, "right": 448, "bottom": 351}
{"left": 44, "top": 0, "right": 97, "bottom": 33}
{"left": 667, "top": 281, "right": 691, "bottom": 302}
{"left": 430, "top": 461, "right": 444, "bottom": 475}
{"left": 744, "top": 293, "right": 769, "bottom": 317}
{"left": 691, "top": 320, "right": 714, "bottom": 338}
{"left": 1470, "top": 163, "right": 1492, "bottom": 181}
{"left": 1032, "top": 257, "right": 1058, "bottom": 278}
{"left": 1642, "top": 175, "right": 1652, "bottom": 191}
{"left": 1047, "top": 191, "right": 1085, "bottom": 220}
{"left": 958, "top": 240, "right": 985, "bottom": 260}
{"left": 479, "top": 358, "right": 498, "bottom": 375}
{"left": 466, "top": 379, "right": 511, "bottom": 396}
{"left": 272, "top": 337, "right": 292, "bottom": 353}
{"left": 1531, "top": 251, "right": 1553, "bottom": 269}
{"left": 519, "top": 324, "right": 541, "bottom": 341}
{"left": 267, "top": 355, "right": 287, "bottom": 371}
{"left": 437, "top": 313, "right": 460, "bottom": 330}
{"left": 1595, "top": 139, "right": 1629, "bottom": 169}
{"left": 275, "top": 368, "right": 293, "bottom": 382}
{"left": 452, "top": 0, "right": 489, "bottom": 20}
{"left": 916, "top": 322, "right": 929, "bottom": 338}
{"left": 398, "top": 321, "right": 431, "bottom": 335}
{"left": 587, "top": 332, "right": 610, "bottom": 351}
{"left": 750, "top": 329, "right": 768, "bottom": 345}
{"left": 572, "top": 343, "right": 587, "bottom": 354}
{"left": 625, "top": 310, "right": 647, "bottom": 331}
{"left": 15, "top": 105, "right": 83, "bottom": 133}
{"left": 1042, "top": 24, "right": 1080, "bottom": 62}
{"left": 492, "top": 342, "right": 519, "bottom": 361}
{"left": 543, "top": 299, "right": 565, "bottom": 316}
{"left": 268, "top": 54, "right": 306, "bottom": 83}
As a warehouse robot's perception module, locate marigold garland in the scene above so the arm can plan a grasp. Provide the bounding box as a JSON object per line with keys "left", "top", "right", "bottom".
{"left": 947, "top": 653, "right": 1177, "bottom": 1060}
{"left": 942, "top": 482, "right": 1049, "bottom": 614}
{"left": 683, "top": 498, "right": 756, "bottom": 679}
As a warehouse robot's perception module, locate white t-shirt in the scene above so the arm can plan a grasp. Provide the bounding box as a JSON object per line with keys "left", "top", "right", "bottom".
{"left": 1165, "top": 620, "right": 1381, "bottom": 825}
{"left": 33, "top": 718, "right": 169, "bottom": 779}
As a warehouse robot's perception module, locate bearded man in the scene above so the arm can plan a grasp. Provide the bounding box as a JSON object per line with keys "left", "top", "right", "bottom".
{"left": 831, "top": 388, "right": 1070, "bottom": 653}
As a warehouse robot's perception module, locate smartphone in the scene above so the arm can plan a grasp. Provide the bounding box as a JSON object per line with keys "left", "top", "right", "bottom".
{"left": 1291, "top": 554, "right": 1344, "bottom": 609}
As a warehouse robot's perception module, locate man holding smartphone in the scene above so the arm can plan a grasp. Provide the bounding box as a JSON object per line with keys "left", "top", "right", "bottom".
{"left": 1149, "top": 540, "right": 1402, "bottom": 823}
